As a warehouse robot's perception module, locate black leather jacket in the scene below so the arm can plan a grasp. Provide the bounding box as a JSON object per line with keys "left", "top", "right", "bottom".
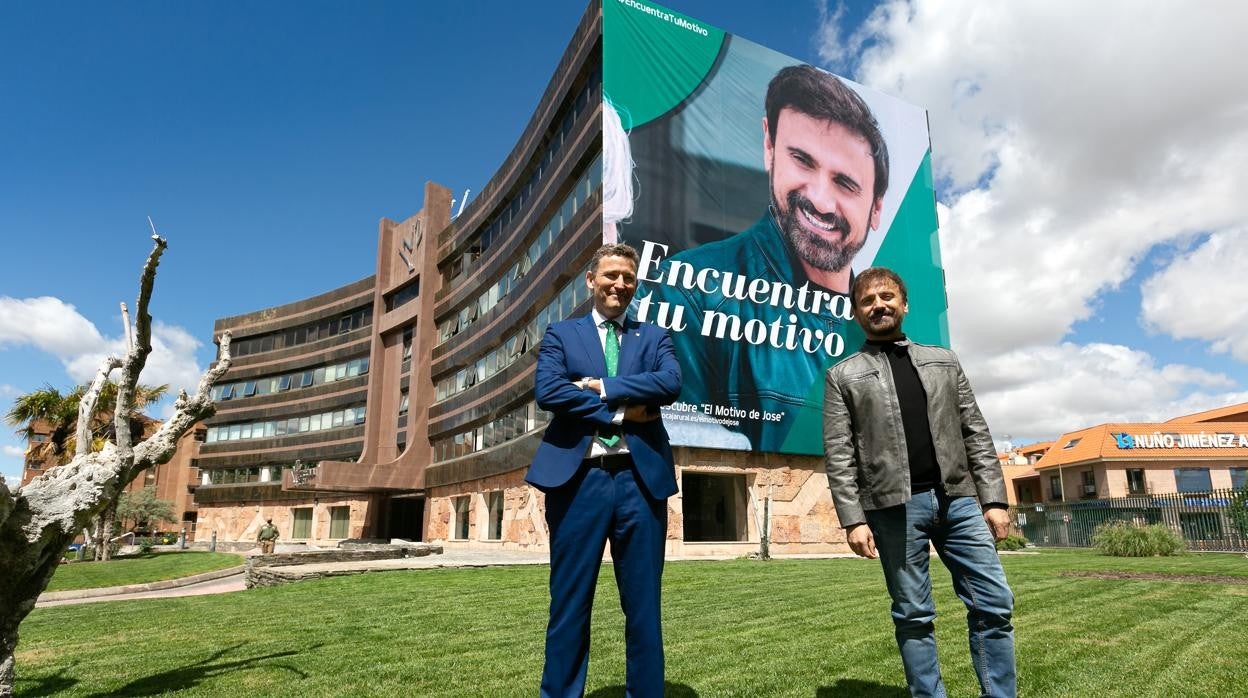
{"left": 822, "top": 339, "right": 1006, "bottom": 527}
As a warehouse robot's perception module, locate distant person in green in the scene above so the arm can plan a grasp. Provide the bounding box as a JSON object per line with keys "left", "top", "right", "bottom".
{"left": 257, "top": 518, "right": 279, "bottom": 554}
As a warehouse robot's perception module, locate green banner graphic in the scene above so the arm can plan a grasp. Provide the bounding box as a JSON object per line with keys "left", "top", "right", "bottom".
{"left": 603, "top": 0, "right": 945, "bottom": 456}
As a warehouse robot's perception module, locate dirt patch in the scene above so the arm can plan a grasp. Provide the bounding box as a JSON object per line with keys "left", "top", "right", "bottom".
{"left": 1060, "top": 571, "right": 1248, "bottom": 584}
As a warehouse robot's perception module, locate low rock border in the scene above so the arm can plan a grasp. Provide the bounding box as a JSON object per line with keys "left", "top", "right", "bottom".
{"left": 245, "top": 543, "right": 443, "bottom": 588}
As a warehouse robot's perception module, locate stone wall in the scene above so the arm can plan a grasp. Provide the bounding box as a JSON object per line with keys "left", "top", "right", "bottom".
{"left": 196, "top": 494, "right": 374, "bottom": 546}
{"left": 672, "top": 447, "right": 848, "bottom": 556}
{"left": 426, "top": 469, "right": 548, "bottom": 549}
{"left": 425, "top": 447, "right": 850, "bottom": 556}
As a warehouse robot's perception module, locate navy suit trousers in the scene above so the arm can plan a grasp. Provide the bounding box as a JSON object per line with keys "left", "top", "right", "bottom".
{"left": 540, "top": 461, "right": 667, "bottom": 698}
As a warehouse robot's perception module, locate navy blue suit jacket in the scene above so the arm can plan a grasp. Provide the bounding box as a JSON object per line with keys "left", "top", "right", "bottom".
{"left": 526, "top": 313, "right": 682, "bottom": 499}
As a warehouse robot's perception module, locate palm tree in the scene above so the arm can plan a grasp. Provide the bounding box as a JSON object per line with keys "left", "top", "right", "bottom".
{"left": 6, "top": 382, "right": 169, "bottom": 465}
{"left": 5, "top": 384, "right": 79, "bottom": 464}
{"left": 6, "top": 381, "right": 170, "bottom": 559}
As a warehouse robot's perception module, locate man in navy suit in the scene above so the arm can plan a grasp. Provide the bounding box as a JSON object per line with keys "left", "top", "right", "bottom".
{"left": 526, "top": 242, "right": 682, "bottom": 698}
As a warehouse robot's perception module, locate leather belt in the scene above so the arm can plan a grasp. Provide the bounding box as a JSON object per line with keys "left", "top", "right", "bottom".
{"left": 584, "top": 453, "right": 633, "bottom": 471}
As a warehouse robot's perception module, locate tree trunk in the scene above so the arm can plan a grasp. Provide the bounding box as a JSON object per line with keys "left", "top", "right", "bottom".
{"left": 1, "top": 636, "right": 15, "bottom": 698}
{"left": 0, "top": 237, "right": 231, "bottom": 696}
{"left": 101, "top": 505, "right": 115, "bottom": 561}
{"left": 1, "top": 639, "right": 13, "bottom": 698}
{"left": 92, "top": 515, "right": 105, "bottom": 561}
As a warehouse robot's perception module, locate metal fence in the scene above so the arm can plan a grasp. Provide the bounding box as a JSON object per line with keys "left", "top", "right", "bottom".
{"left": 1010, "top": 488, "right": 1248, "bottom": 552}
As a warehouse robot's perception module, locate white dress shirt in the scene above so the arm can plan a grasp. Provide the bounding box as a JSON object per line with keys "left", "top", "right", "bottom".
{"left": 585, "top": 307, "right": 629, "bottom": 458}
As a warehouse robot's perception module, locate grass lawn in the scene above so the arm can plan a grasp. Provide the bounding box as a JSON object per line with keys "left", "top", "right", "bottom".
{"left": 43, "top": 552, "right": 244, "bottom": 592}
{"left": 14, "top": 549, "right": 1248, "bottom": 696}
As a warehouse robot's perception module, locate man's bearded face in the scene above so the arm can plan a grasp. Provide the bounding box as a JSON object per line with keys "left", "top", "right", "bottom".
{"left": 765, "top": 108, "right": 883, "bottom": 277}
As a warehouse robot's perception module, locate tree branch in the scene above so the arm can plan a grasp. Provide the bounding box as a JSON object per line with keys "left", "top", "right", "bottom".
{"left": 77, "top": 356, "right": 122, "bottom": 458}
{"left": 132, "top": 332, "right": 231, "bottom": 471}
{"left": 114, "top": 236, "right": 165, "bottom": 467}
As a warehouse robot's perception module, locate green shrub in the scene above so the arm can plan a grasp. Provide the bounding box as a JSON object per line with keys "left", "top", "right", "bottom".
{"left": 995, "top": 533, "right": 1028, "bottom": 551}
{"left": 139, "top": 540, "right": 155, "bottom": 554}
{"left": 1092, "top": 521, "right": 1185, "bottom": 557}
{"left": 1228, "top": 485, "right": 1248, "bottom": 537}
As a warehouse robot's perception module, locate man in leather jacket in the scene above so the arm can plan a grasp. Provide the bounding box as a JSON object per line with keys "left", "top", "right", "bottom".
{"left": 823, "top": 267, "right": 1016, "bottom": 698}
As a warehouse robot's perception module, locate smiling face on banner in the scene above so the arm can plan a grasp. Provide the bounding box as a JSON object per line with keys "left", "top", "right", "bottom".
{"left": 764, "top": 107, "right": 883, "bottom": 289}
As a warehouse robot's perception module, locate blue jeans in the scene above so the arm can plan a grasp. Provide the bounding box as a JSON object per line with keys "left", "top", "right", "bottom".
{"left": 865, "top": 490, "right": 1016, "bottom": 698}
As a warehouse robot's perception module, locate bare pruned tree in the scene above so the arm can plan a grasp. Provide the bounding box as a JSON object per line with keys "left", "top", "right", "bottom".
{"left": 0, "top": 236, "right": 232, "bottom": 696}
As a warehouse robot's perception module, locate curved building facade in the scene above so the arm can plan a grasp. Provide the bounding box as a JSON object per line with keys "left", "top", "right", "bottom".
{"left": 194, "top": 277, "right": 378, "bottom": 543}
{"left": 195, "top": 1, "right": 850, "bottom": 555}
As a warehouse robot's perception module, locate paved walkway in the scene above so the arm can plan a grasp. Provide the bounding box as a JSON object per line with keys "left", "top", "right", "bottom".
{"left": 37, "top": 547, "right": 860, "bottom": 607}
{"left": 36, "top": 572, "right": 248, "bottom": 608}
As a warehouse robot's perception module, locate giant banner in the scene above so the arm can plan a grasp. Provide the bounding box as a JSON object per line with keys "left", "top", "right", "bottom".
{"left": 603, "top": 0, "right": 947, "bottom": 455}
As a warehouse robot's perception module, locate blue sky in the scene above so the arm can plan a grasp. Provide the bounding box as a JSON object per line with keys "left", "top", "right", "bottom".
{"left": 4, "top": 0, "right": 1248, "bottom": 483}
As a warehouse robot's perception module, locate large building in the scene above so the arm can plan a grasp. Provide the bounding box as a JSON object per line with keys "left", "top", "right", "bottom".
{"left": 1004, "top": 403, "right": 1248, "bottom": 505}
{"left": 193, "top": 275, "right": 383, "bottom": 543}
{"left": 191, "top": 2, "right": 850, "bottom": 555}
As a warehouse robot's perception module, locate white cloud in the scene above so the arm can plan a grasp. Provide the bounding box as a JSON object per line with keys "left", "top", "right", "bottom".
{"left": 811, "top": 1, "right": 1248, "bottom": 440}
{"left": 1140, "top": 228, "right": 1248, "bottom": 360}
{"left": 0, "top": 296, "right": 107, "bottom": 357}
{"left": 969, "top": 342, "right": 1245, "bottom": 440}
{"left": 848, "top": 1, "right": 1248, "bottom": 354}
{"left": 822, "top": 1, "right": 1248, "bottom": 357}
{"left": 0, "top": 296, "right": 204, "bottom": 395}
{"left": 1, "top": 442, "right": 25, "bottom": 489}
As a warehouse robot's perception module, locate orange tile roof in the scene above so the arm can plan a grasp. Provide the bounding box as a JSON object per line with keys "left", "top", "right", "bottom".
{"left": 1165, "top": 402, "right": 1248, "bottom": 424}
{"left": 1034, "top": 421, "right": 1248, "bottom": 469}
{"left": 999, "top": 442, "right": 1052, "bottom": 464}
{"left": 1001, "top": 464, "right": 1039, "bottom": 479}
{"left": 1017, "top": 441, "right": 1052, "bottom": 456}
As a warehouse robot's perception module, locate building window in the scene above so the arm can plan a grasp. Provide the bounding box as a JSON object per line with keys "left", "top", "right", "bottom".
{"left": 1126, "top": 468, "right": 1146, "bottom": 495}
{"left": 453, "top": 496, "right": 471, "bottom": 540}
{"left": 329, "top": 506, "right": 350, "bottom": 539}
{"left": 399, "top": 391, "right": 409, "bottom": 416}
{"left": 1174, "top": 467, "right": 1212, "bottom": 493}
{"left": 1232, "top": 467, "right": 1248, "bottom": 490}
{"left": 487, "top": 491, "right": 504, "bottom": 541}
{"left": 682, "top": 473, "right": 748, "bottom": 542}
{"left": 1049, "top": 475, "right": 1063, "bottom": 501}
{"left": 1080, "top": 470, "right": 1096, "bottom": 498}
{"left": 292, "top": 507, "right": 313, "bottom": 539}
{"left": 1062, "top": 438, "right": 1081, "bottom": 449}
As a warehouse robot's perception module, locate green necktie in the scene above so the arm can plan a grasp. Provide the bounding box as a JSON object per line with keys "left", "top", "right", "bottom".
{"left": 598, "top": 320, "right": 621, "bottom": 448}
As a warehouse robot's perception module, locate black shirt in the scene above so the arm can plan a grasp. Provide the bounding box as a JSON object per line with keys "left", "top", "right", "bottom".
{"left": 865, "top": 337, "right": 941, "bottom": 493}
